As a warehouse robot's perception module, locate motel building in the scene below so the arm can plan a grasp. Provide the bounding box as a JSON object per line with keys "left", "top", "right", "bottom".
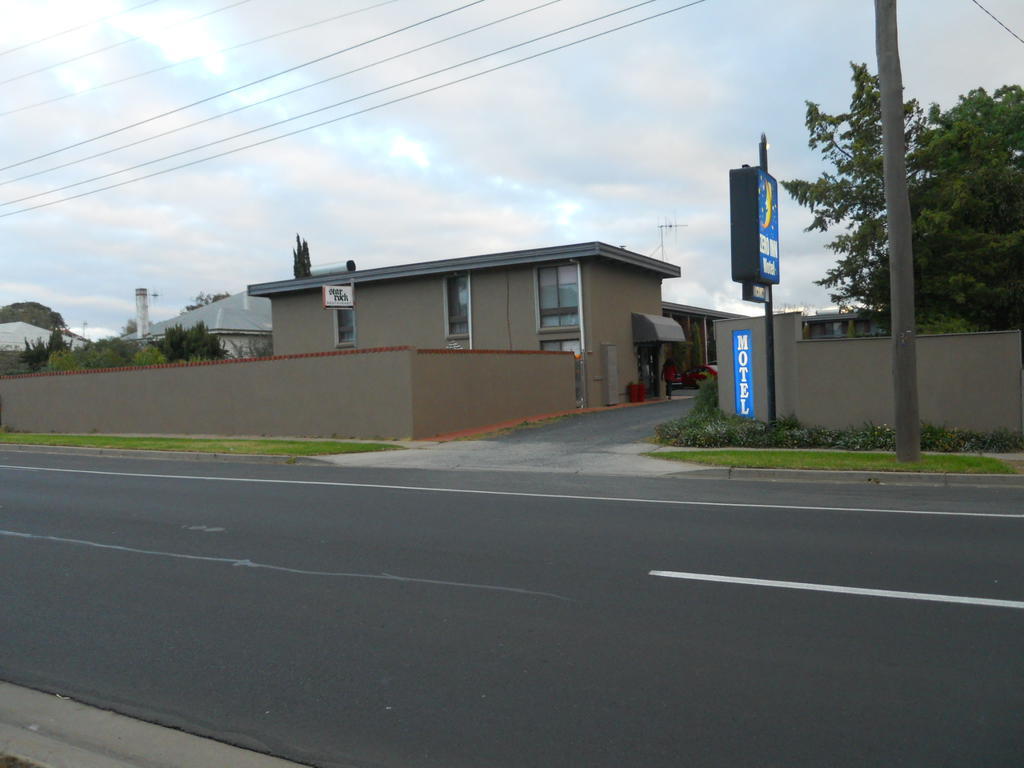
{"left": 248, "top": 242, "right": 699, "bottom": 408}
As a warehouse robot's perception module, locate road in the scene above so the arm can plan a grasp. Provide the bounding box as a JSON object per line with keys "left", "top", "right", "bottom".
{"left": 1, "top": 448, "right": 1023, "bottom": 767}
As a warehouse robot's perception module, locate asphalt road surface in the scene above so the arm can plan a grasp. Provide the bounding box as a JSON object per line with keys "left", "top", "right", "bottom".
{"left": 1, "top": 449, "right": 1022, "bottom": 767}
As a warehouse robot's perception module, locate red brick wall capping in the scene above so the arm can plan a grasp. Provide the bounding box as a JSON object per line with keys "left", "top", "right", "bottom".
{"left": 417, "top": 349, "right": 571, "bottom": 355}
{"left": 0, "top": 346, "right": 415, "bottom": 379}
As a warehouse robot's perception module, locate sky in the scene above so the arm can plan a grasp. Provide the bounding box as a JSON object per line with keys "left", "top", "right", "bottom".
{"left": 0, "top": 0, "right": 1021, "bottom": 338}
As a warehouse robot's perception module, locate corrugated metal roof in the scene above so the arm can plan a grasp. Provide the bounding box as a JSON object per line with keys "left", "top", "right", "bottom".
{"left": 146, "top": 292, "right": 272, "bottom": 337}
{"left": 0, "top": 321, "right": 52, "bottom": 350}
{"left": 248, "top": 242, "right": 681, "bottom": 297}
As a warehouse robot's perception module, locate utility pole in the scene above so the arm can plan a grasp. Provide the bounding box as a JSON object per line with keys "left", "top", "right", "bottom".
{"left": 875, "top": 0, "right": 920, "bottom": 462}
{"left": 759, "top": 133, "right": 776, "bottom": 424}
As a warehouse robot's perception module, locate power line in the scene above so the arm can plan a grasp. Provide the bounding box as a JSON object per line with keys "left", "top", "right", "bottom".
{"left": 0, "top": 0, "right": 405, "bottom": 119}
{"left": 4, "top": 0, "right": 658, "bottom": 201}
{"left": 0, "top": 0, "right": 710, "bottom": 219}
{"left": 0, "top": 0, "right": 566, "bottom": 188}
{"left": 0, "top": 0, "right": 490, "bottom": 173}
{"left": 0, "top": 0, "right": 163, "bottom": 57}
{"left": 0, "top": 0, "right": 257, "bottom": 87}
{"left": 970, "top": 0, "right": 1024, "bottom": 45}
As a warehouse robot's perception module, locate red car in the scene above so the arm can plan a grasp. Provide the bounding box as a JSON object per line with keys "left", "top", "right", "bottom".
{"left": 669, "top": 364, "right": 718, "bottom": 389}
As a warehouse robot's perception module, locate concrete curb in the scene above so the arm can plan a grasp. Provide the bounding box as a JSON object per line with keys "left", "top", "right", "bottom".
{"left": 0, "top": 443, "right": 328, "bottom": 466}
{"left": 0, "top": 681, "right": 309, "bottom": 768}
{"left": 671, "top": 465, "right": 1024, "bottom": 488}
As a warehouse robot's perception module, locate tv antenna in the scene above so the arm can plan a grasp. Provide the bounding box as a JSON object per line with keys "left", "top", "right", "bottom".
{"left": 655, "top": 218, "right": 687, "bottom": 260}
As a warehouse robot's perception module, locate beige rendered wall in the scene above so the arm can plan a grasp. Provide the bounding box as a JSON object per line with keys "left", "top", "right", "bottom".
{"left": 356, "top": 277, "right": 452, "bottom": 349}
{"left": 715, "top": 317, "right": 1023, "bottom": 432}
{"left": 269, "top": 292, "right": 336, "bottom": 355}
{"left": 410, "top": 350, "right": 576, "bottom": 438}
{"left": 470, "top": 267, "right": 540, "bottom": 350}
{"left": 796, "top": 331, "right": 1023, "bottom": 432}
{"left": 581, "top": 260, "right": 664, "bottom": 405}
{"left": 0, "top": 349, "right": 416, "bottom": 439}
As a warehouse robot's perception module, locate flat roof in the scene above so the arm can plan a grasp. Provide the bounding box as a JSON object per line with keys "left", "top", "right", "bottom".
{"left": 661, "top": 301, "right": 748, "bottom": 320}
{"left": 249, "top": 242, "right": 680, "bottom": 297}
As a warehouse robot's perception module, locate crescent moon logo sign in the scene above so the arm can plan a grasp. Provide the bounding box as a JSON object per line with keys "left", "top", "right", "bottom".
{"left": 762, "top": 179, "right": 773, "bottom": 229}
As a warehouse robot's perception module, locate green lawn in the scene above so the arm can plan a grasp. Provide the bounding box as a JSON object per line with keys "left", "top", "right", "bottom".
{"left": 0, "top": 433, "right": 402, "bottom": 456}
{"left": 648, "top": 449, "right": 1017, "bottom": 474}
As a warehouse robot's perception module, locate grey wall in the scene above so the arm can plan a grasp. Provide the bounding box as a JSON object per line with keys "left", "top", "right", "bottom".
{"left": 0, "top": 348, "right": 576, "bottom": 440}
{"left": 716, "top": 314, "right": 1024, "bottom": 432}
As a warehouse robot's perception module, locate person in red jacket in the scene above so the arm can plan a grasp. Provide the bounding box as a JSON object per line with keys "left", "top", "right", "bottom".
{"left": 662, "top": 359, "right": 679, "bottom": 399}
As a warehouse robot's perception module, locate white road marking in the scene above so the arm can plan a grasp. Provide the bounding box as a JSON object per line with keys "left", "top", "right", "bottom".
{"left": 649, "top": 570, "right": 1024, "bottom": 610}
{"left": 0, "top": 528, "right": 570, "bottom": 601}
{"left": 0, "top": 463, "right": 1020, "bottom": 519}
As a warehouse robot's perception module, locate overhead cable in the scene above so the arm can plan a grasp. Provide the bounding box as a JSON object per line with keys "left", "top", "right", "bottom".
{"left": 0, "top": 0, "right": 257, "bottom": 87}
{"left": 0, "top": 0, "right": 405, "bottom": 118}
{"left": 0, "top": 0, "right": 710, "bottom": 218}
{"left": 1, "top": 0, "right": 566, "bottom": 188}
{"left": 969, "top": 0, "right": 1024, "bottom": 45}
{"left": 0, "top": 0, "right": 490, "bottom": 172}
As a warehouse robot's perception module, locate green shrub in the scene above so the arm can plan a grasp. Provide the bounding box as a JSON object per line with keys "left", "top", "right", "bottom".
{"left": 132, "top": 346, "right": 167, "bottom": 366}
{"left": 692, "top": 372, "right": 719, "bottom": 414}
{"left": 654, "top": 408, "right": 1022, "bottom": 453}
{"left": 47, "top": 349, "right": 79, "bottom": 371}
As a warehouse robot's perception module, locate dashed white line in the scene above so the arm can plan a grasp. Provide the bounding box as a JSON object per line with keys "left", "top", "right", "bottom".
{"left": 649, "top": 570, "right": 1024, "bottom": 610}
{"left": 0, "top": 463, "right": 1021, "bottom": 518}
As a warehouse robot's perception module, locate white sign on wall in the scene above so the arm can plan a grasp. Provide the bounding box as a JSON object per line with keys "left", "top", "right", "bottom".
{"left": 323, "top": 284, "right": 354, "bottom": 308}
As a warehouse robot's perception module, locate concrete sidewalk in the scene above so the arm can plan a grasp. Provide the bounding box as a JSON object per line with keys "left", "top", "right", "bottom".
{"left": 0, "top": 681, "right": 309, "bottom": 768}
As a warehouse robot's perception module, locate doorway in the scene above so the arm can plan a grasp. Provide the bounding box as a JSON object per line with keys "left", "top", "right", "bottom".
{"left": 636, "top": 343, "right": 660, "bottom": 398}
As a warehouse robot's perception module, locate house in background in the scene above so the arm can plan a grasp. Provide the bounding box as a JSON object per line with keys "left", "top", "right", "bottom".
{"left": 140, "top": 292, "right": 273, "bottom": 358}
{"left": 801, "top": 309, "right": 881, "bottom": 339}
{"left": 249, "top": 242, "right": 684, "bottom": 407}
{"left": 0, "top": 322, "right": 87, "bottom": 351}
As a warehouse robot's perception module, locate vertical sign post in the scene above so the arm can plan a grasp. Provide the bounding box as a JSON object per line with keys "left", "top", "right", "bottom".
{"left": 729, "top": 134, "right": 780, "bottom": 423}
{"left": 759, "top": 134, "right": 777, "bottom": 424}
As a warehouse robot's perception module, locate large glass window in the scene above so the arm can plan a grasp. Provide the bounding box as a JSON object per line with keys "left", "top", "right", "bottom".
{"left": 538, "top": 265, "right": 579, "bottom": 327}
{"left": 336, "top": 308, "right": 355, "bottom": 344}
{"left": 446, "top": 275, "right": 469, "bottom": 336}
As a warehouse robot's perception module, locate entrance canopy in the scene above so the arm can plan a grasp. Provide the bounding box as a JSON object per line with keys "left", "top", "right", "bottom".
{"left": 632, "top": 313, "right": 686, "bottom": 344}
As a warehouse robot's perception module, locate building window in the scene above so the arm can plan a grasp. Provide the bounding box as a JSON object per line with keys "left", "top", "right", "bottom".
{"left": 538, "top": 265, "right": 579, "bottom": 327}
{"left": 540, "top": 338, "right": 581, "bottom": 356}
{"left": 336, "top": 308, "right": 355, "bottom": 345}
{"left": 445, "top": 274, "right": 469, "bottom": 336}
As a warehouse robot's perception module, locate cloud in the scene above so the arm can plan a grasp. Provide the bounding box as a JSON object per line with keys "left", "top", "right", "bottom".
{"left": 0, "top": 0, "right": 1019, "bottom": 336}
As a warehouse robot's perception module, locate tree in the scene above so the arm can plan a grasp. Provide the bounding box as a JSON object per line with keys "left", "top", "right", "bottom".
{"left": 74, "top": 337, "right": 138, "bottom": 369}
{"left": 783, "top": 64, "right": 1024, "bottom": 332}
{"left": 292, "top": 234, "right": 311, "bottom": 278}
{"left": 157, "top": 322, "right": 226, "bottom": 362}
{"left": 20, "top": 328, "right": 68, "bottom": 371}
{"left": 0, "top": 301, "right": 66, "bottom": 330}
{"left": 182, "top": 291, "right": 230, "bottom": 314}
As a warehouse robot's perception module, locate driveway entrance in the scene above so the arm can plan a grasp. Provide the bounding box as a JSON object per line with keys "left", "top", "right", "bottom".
{"left": 322, "top": 397, "right": 697, "bottom": 476}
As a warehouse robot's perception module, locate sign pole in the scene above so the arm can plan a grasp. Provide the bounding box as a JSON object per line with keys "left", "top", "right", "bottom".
{"left": 760, "top": 133, "right": 777, "bottom": 424}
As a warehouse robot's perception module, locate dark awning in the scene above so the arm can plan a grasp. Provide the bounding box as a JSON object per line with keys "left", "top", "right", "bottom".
{"left": 632, "top": 313, "right": 686, "bottom": 343}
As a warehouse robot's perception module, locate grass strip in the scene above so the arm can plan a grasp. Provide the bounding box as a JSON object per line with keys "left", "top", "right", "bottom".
{"left": 648, "top": 449, "right": 1017, "bottom": 474}
{"left": 0, "top": 433, "right": 402, "bottom": 456}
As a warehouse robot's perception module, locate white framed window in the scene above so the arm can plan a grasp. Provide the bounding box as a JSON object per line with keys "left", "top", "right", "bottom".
{"left": 445, "top": 274, "right": 469, "bottom": 337}
{"left": 335, "top": 308, "right": 356, "bottom": 345}
{"left": 540, "top": 338, "right": 581, "bottom": 356}
{"left": 537, "top": 265, "right": 579, "bottom": 328}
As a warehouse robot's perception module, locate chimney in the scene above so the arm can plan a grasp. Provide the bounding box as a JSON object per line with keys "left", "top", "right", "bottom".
{"left": 135, "top": 288, "right": 150, "bottom": 339}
